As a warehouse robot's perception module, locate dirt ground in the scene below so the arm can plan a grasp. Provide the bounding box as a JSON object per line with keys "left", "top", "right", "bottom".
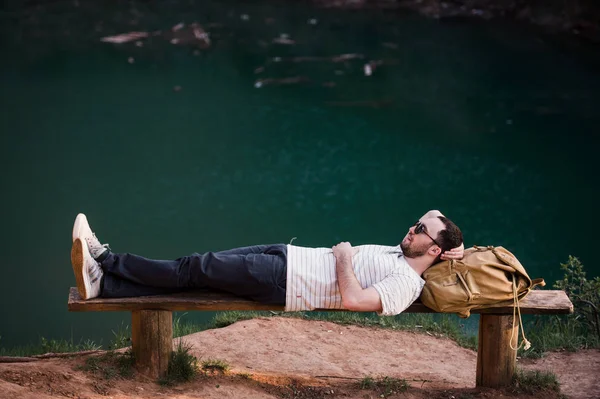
{"left": 0, "top": 318, "right": 598, "bottom": 399}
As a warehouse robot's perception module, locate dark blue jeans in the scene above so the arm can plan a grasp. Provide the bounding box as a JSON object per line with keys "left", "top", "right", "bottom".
{"left": 99, "top": 244, "right": 287, "bottom": 305}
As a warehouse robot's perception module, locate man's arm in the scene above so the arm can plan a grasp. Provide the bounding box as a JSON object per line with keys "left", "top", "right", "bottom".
{"left": 332, "top": 242, "right": 382, "bottom": 312}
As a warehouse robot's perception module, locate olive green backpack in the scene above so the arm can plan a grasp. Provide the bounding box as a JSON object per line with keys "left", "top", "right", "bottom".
{"left": 420, "top": 245, "right": 545, "bottom": 349}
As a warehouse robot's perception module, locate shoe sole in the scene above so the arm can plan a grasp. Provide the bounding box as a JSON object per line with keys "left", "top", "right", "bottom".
{"left": 71, "top": 238, "right": 89, "bottom": 299}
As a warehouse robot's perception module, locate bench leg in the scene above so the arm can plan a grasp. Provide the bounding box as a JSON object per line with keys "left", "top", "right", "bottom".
{"left": 131, "top": 310, "right": 173, "bottom": 379}
{"left": 476, "top": 314, "right": 518, "bottom": 387}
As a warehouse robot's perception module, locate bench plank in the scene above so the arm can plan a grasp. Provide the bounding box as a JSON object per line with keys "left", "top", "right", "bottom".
{"left": 68, "top": 288, "right": 573, "bottom": 315}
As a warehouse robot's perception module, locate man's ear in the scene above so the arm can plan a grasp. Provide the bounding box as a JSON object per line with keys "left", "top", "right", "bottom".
{"left": 430, "top": 246, "right": 442, "bottom": 256}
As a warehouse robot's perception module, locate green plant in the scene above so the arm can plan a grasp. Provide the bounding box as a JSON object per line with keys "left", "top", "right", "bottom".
{"left": 554, "top": 256, "right": 600, "bottom": 339}
{"left": 237, "top": 372, "right": 253, "bottom": 379}
{"left": 201, "top": 358, "right": 230, "bottom": 372}
{"left": 173, "top": 313, "right": 200, "bottom": 337}
{"left": 520, "top": 313, "right": 600, "bottom": 358}
{"left": 1, "top": 335, "right": 101, "bottom": 357}
{"left": 358, "top": 376, "right": 408, "bottom": 397}
{"left": 109, "top": 322, "right": 131, "bottom": 350}
{"left": 159, "top": 339, "right": 198, "bottom": 386}
{"left": 212, "top": 311, "right": 269, "bottom": 328}
{"left": 359, "top": 376, "right": 375, "bottom": 389}
{"left": 78, "top": 350, "right": 134, "bottom": 379}
{"left": 512, "top": 368, "right": 560, "bottom": 394}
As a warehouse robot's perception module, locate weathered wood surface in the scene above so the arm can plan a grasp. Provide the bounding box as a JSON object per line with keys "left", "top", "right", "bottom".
{"left": 131, "top": 310, "right": 172, "bottom": 379}
{"left": 476, "top": 314, "right": 518, "bottom": 387}
{"left": 68, "top": 288, "right": 573, "bottom": 314}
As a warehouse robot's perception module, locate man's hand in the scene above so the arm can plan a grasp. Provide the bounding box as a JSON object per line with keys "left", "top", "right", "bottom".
{"left": 332, "top": 242, "right": 359, "bottom": 260}
{"left": 440, "top": 242, "right": 464, "bottom": 260}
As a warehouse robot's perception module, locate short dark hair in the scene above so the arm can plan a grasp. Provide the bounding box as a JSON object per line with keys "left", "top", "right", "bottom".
{"left": 435, "top": 216, "right": 463, "bottom": 253}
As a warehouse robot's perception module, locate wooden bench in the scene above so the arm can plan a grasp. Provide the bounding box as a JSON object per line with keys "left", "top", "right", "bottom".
{"left": 68, "top": 288, "right": 573, "bottom": 388}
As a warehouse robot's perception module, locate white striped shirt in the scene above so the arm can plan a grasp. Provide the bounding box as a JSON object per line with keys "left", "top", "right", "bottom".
{"left": 285, "top": 244, "right": 425, "bottom": 316}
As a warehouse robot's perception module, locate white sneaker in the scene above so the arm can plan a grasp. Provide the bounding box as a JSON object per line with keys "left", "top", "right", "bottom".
{"left": 72, "top": 213, "right": 109, "bottom": 260}
{"left": 71, "top": 238, "right": 104, "bottom": 300}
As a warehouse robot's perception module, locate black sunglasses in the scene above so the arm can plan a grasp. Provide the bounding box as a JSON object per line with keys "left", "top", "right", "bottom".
{"left": 413, "top": 221, "right": 441, "bottom": 247}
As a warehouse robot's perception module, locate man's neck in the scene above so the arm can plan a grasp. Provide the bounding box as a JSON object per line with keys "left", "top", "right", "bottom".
{"left": 403, "top": 256, "right": 432, "bottom": 277}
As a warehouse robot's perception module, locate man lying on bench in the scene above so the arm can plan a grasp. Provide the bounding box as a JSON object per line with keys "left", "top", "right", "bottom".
{"left": 70, "top": 210, "right": 464, "bottom": 316}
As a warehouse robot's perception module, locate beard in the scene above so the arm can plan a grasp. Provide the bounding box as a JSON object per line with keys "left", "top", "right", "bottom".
{"left": 400, "top": 240, "right": 432, "bottom": 258}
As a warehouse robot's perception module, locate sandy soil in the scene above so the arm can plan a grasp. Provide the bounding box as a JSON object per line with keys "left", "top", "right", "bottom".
{"left": 0, "top": 317, "right": 598, "bottom": 399}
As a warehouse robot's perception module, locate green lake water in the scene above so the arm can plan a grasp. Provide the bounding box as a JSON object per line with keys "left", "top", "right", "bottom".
{"left": 1, "top": 0, "right": 599, "bottom": 348}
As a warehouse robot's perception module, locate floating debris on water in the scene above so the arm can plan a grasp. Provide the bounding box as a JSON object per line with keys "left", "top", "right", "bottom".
{"left": 193, "top": 26, "right": 210, "bottom": 44}
{"left": 165, "top": 23, "right": 211, "bottom": 48}
{"left": 273, "top": 35, "right": 295, "bottom": 45}
{"left": 364, "top": 60, "right": 385, "bottom": 76}
{"left": 172, "top": 22, "right": 185, "bottom": 32}
{"left": 332, "top": 53, "right": 364, "bottom": 62}
{"left": 308, "top": 18, "right": 318, "bottom": 25}
{"left": 127, "top": 57, "right": 135, "bottom": 64}
{"left": 254, "top": 76, "right": 310, "bottom": 88}
{"left": 135, "top": 41, "right": 143, "bottom": 47}
{"left": 260, "top": 54, "right": 367, "bottom": 64}
{"left": 100, "top": 31, "right": 148, "bottom": 43}
{"left": 254, "top": 66, "right": 265, "bottom": 74}
{"left": 240, "top": 14, "right": 250, "bottom": 21}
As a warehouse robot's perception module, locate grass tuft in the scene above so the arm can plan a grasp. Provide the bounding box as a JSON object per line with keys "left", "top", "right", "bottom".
{"left": 77, "top": 350, "right": 135, "bottom": 379}
{"left": 512, "top": 368, "right": 561, "bottom": 394}
{"left": 159, "top": 339, "right": 198, "bottom": 386}
{"left": 173, "top": 312, "right": 205, "bottom": 337}
{"left": 201, "top": 358, "right": 230, "bottom": 372}
{"left": 212, "top": 311, "right": 270, "bottom": 328}
{"left": 0, "top": 336, "right": 101, "bottom": 357}
{"left": 108, "top": 322, "right": 131, "bottom": 350}
{"left": 359, "top": 375, "right": 409, "bottom": 397}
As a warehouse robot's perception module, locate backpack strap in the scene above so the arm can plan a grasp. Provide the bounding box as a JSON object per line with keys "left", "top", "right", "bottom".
{"left": 531, "top": 278, "right": 546, "bottom": 288}
{"left": 472, "top": 245, "right": 494, "bottom": 252}
{"left": 510, "top": 274, "right": 532, "bottom": 351}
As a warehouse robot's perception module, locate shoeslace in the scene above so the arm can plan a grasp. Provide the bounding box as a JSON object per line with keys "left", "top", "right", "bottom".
{"left": 85, "top": 232, "right": 110, "bottom": 258}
